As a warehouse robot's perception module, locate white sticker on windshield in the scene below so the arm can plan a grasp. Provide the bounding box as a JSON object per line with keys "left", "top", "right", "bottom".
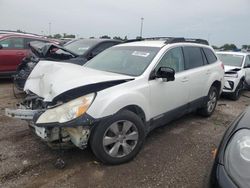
{"left": 132, "top": 51, "right": 150, "bottom": 57}
{"left": 78, "top": 47, "right": 89, "bottom": 50}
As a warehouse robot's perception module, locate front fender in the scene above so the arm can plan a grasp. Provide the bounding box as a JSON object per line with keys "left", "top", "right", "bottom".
{"left": 87, "top": 87, "right": 150, "bottom": 121}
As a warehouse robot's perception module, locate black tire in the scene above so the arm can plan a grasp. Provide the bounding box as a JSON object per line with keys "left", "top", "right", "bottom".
{"left": 198, "top": 86, "right": 218, "bottom": 117}
{"left": 230, "top": 80, "right": 243, "bottom": 101}
{"left": 90, "top": 110, "right": 145, "bottom": 165}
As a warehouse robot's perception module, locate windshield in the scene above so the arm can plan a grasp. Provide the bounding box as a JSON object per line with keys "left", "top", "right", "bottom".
{"left": 64, "top": 40, "right": 98, "bottom": 55}
{"left": 84, "top": 46, "right": 160, "bottom": 76}
{"left": 217, "top": 53, "right": 244, "bottom": 67}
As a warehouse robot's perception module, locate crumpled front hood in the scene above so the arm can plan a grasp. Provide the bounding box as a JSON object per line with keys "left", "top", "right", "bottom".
{"left": 24, "top": 61, "right": 134, "bottom": 102}
{"left": 224, "top": 65, "right": 241, "bottom": 72}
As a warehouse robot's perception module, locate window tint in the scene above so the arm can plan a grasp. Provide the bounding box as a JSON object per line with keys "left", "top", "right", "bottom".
{"left": 183, "top": 47, "right": 203, "bottom": 69}
{"left": 156, "top": 47, "right": 185, "bottom": 73}
{"left": 245, "top": 56, "right": 250, "bottom": 67}
{"left": 201, "top": 49, "right": 209, "bottom": 65}
{"left": 203, "top": 48, "right": 217, "bottom": 64}
{"left": 0, "top": 38, "right": 11, "bottom": 48}
{"left": 92, "top": 42, "right": 117, "bottom": 55}
{"left": 0, "top": 37, "right": 24, "bottom": 49}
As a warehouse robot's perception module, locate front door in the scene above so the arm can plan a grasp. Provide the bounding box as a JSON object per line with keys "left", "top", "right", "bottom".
{"left": 149, "top": 47, "right": 189, "bottom": 127}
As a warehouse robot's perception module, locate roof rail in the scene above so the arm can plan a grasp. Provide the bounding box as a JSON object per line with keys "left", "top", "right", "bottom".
{"left": 0, "top": 30, "right": 45, "bottom": 37}
{"left": 166, "top": 38, "right": 209, "bottom": 45}
{"left": 125, "top": 37, "right": 209, "bottom": 45}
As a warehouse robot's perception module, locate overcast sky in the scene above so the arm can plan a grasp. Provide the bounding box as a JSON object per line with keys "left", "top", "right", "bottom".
{"left": 0, "top": 0, "right": 249, "bottom": 47}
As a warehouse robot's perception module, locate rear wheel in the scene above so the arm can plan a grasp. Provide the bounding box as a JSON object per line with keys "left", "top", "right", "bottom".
{"left": 90, "top": 110, "right": 145, "bottom": 165}
{"left": 230, "top": 80, "right": 243, "bottom": 101}
{"left": 198, "top": 86, "right": 218, "bottom": 117}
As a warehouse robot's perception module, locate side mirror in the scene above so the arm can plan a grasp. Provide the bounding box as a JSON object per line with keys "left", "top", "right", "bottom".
{"left": 156, "top": 67, "right": 175, "bottom": 82}
{"left": 0, "top": 44, "right": 3, "bottom": 49}
{"left": 88, "top": 52, "right": 98, "bottom": 60}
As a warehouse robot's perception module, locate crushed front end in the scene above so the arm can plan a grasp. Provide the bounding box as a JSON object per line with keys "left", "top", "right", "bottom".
{"left": 5, "top": 92, "right": 96, "bottom": 149}
{"left": 223, "top": 68, "right": 242, "bottom": 93}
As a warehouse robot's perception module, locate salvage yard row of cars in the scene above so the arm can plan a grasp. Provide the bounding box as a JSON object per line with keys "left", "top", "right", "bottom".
{"left": 1, "top": 32, "right": 250, "bottom": 187}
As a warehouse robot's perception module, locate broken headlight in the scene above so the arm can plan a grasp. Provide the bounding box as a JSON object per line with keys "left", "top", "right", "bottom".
{"left": 36, "top": 93, "right": 95, "bottom": 124}
{"left": 224, "top": 129, "right": 250, "bottom": 187}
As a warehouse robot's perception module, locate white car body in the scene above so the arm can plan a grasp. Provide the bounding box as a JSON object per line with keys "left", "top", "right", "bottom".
{"left": 24, "top": 42, "right": 224, "bottom": 122}
{"left": 6, "top": 39, "right": 224, "bottom": 164}
{"left": 216, "top": 51, "right": 250, "bottom": 94}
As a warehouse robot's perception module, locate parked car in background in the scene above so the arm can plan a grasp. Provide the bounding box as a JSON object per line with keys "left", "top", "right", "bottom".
{"left": 217, "top": 51, "right": 250, "bottom": 100}
{"left": 6, "top": 37, "right": 224, "bottom": 164}
{"left": 210, "top": 106, "right": 250, "bottom": 188}
{"left": 63, "top": 38, "right": 122, "bottom": 61}
{"left": 14, "top": 39, "right": 122, "bottom": 90}
{"left": 0, "top": 33, "right": 58, "bottom": 77}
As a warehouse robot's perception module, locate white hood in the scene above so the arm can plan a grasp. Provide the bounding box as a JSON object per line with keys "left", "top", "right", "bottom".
{"left": 224, "top": 65, "right": 241, "bottom": 72}
{"left": 24, "top": 61, "right": 133, "bottom": 101}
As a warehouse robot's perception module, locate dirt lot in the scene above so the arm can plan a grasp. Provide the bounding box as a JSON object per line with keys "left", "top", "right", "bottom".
{"left": 0, "top": 79, "right": 250, "bottom": 188}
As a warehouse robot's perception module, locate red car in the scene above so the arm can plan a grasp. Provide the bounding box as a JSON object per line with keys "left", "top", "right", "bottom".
{"left": 0, "top": 33, "right": 57, "bottom": 77}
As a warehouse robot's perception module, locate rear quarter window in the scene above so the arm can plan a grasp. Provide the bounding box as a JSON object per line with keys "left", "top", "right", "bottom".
{"left": 203, "top": 48, "right": 217, "bottom": 64}
{"left": 183, "top": 46, "right": 204, "bottom": 69}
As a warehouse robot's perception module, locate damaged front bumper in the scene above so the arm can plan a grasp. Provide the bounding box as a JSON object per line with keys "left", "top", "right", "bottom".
{"left": 5, "top": 107, "right": 40, "bottom": 120}
{"left": 5, "top": 106, "right": 98, "bottom": 150}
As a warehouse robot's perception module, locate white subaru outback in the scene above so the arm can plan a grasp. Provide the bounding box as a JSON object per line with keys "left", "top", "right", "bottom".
{"left": 216, "top": 51, "right": 250, "bottom": 100}
{"left": 6, "top": 38, "right": 224, "bottom": 164}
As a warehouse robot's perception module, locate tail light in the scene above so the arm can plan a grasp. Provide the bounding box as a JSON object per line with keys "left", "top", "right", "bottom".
{"left": 221, "top": 63, "right": 224, "bottom": 70}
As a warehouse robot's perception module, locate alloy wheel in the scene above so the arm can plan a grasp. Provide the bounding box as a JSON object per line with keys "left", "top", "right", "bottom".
{"left": 103, "top": 120, "right": 139, "bottom": 158}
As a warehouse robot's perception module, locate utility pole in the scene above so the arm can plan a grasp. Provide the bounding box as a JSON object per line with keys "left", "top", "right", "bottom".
{"left": 49, "top": 22, "right": 51, "bottom": 36}
{"left": 140, "top": 17, "right": 144, "bottom": 39}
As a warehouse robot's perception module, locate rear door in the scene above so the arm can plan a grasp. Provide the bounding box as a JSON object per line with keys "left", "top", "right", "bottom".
{"left": 244, "top": 55, "right": 250, "bottom": 84}
{"left": 182, "top": 46, "right": 207, "bottom": 108}
{"left": 0, "top": 37, "right": 27, "bottom": 72}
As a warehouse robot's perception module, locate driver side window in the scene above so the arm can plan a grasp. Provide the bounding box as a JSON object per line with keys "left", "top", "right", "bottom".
{"left": 245, "top": 56, "right": 250, "bottom": 67}
{"left": 156, "top": 47, "right": 184, "bottom": 73}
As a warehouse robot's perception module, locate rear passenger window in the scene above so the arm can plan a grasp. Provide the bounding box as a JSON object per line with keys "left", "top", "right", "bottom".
{"left": 183, "top": 47, "right": 203, "bottom": 69}
{"left": 203, "top": 48, "right": 217, "bottom": 64}
{"left": 0, "top": 38, "right": 24, "bottom": 49}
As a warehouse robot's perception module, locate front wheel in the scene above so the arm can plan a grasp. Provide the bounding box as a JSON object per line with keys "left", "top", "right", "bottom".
{"left": 198, "top": 86, "right": 218, "bottom": 117}
{"left": 230, "top": 80, "right": 243, "bottom": 101}
{"left": 90, "top": 110, "right": 145, "bottom": 165}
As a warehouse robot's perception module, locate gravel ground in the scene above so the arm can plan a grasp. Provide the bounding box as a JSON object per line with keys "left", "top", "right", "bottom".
{"left": 0, "top": 79, "right": 250, "bottom": 188}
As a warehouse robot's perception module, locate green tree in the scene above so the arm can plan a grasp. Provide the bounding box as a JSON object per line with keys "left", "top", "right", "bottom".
{"left": 242, "top": 45, "right": 248, "bottom": 49}
{"left": 16, "top": 29, "right": 24, "bottom": 33}
{"left": 220, "top": 44, "right": 238, "bottom": 51}
{"left": 100, "top": 35, "right": 111, "bottom": 39}
{"left": 53, "top": 34, "right": 62, "bottom": 39}
{"left": 113, "top": 36, "right": 123, "bottom": 40}
{"left": 62, "top": 33, "right": 75, "bottom": 38}
{"left": 212, "top": 45, "right": 219, "bottom": 50}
